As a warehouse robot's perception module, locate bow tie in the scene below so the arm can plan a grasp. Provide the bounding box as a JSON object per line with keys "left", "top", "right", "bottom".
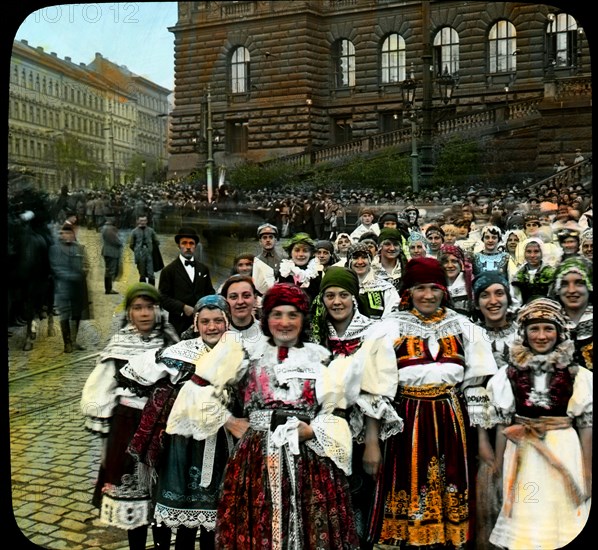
{"left": 185, "top": 260, "right": 195, "bottom": 267}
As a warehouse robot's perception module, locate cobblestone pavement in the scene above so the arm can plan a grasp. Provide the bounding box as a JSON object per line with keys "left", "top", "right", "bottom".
{"left": 8, "top": 226, "right": 246, "bottom": 550}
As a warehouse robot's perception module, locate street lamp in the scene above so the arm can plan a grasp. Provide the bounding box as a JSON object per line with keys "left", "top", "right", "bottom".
{"left": 401, "top": 65, "right": 419, "bottom": 193}
{"left": 141, "top": 160, "right": 146, "bottom": 185}
{"left": 436, "top": 67, "right": 456, "bottom": 105}
{"left": 206, "top": 84, "right": 214, "bottom": 204}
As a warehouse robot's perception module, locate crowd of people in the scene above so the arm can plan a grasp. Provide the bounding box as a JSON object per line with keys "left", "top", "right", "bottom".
{"left": 8, "top": 166, "right": 593, "bottom": 549}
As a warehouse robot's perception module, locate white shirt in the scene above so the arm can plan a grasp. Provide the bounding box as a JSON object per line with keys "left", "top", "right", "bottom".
{"left": 179, "top": 255, "right": 195, "bottom": 282}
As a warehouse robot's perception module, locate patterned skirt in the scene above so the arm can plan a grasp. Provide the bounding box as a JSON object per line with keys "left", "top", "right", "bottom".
{"left": 93, "top": 404, "right": 153, "bottom": 530}
{"left": 367, "top": 384, "right": 476, "bottom": 549}
{"left": 153, "top": 430, "right": 232, "bottom": 530}
{"left": 216, "top": 428, "right": 360, "bottom": 550}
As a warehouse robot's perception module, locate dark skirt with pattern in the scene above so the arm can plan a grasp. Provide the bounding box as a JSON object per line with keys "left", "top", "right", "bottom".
{"left": 367, "top": 386, "right": 477, "bottom": 549}
{"left": 216, "top": 428, "right": 360, "bottom": 550}
{"left": 92, "top": 403, "right": 153, "bottom": 529}
{"left": 153, "top": 430, "right": 231, "bottom": 529}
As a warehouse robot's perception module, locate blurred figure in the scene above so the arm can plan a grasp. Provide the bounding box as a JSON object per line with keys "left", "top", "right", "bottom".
{"left": 129, "top": 215, "right": 160, "bottom": 285}
{"left": 49, "top": 224, "right": 91, "bottom": 353}
{"left": 580, "top": 228, "right": 593, "bottom": 262}
{"left": 101, "top": 214, "right": 123, "bottom": 294}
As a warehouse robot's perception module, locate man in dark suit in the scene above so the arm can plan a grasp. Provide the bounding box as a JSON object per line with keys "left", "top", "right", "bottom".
{"left": 158, "top": 227, "right": 215, "bottom": 336}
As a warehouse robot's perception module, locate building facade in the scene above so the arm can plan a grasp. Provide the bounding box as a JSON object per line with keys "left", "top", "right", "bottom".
{"left": 9, "top": 40, "right": 172, "bottom": 192}
{"left": 167, "top": 0, "right": 591, "bottom": 184}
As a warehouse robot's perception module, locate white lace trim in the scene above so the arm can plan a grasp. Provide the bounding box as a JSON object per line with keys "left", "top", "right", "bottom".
{"left": 100, "top": 494, "right": 151, "bottom": 530}
{"left": 154, "top": 504, "right": 217, "bottom": 530}
{"left": 351, "top": 394, "right": 404, "bottom": 443}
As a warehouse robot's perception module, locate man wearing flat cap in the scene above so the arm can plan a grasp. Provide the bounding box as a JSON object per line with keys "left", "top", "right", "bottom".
{"left": 158, "top": 227, "right": 215, "bottom": 336}
{"left": 252, "top": 223, "right": 284, "bottom": 295}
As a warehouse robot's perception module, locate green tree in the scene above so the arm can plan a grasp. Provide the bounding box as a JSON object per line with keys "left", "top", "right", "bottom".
{"left": 431, "top": 137, "right": 481, "bottom": 189}
{"left": 50, "top": 133, "right": 103, "bottom": 188}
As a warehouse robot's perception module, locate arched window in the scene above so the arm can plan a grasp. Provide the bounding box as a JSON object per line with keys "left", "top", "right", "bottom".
{"left": 547, "top": 13, "right": 580, "bottom": 68}
{"left": 231, "top": 46, "right": 250, "bottom": 94}
{"left": 333, "top": 39, "right": 355, "bottom": 88}
{"left": 433, "top": 27, "right": 459, "bottom": 76}
{"left": 489, "top": 20, "right": 516, "bottom": 73}
{"left": 381, "top": 33, "right": 406, "bottom": 84}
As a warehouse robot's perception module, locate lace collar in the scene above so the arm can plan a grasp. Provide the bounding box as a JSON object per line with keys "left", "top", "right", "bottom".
{"left": 509, "top": 338, "right": 576, "bottom": 374}
{"left": 279, "top": 258, "right": 319, "bottom": 284}
{"left": 410, "top": 306, "right": 447, "bottom": 324}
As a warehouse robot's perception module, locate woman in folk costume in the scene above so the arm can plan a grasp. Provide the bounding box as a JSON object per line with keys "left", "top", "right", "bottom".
{"left": 80, "top": 283, "right": 179, "bottom": 550}
{"left": 277, "top": 232, "right": 323, "bottom": 304}
{"left": 366, "top": 257, "right": 498, "bottom": 549}
{"left": 471, "top": 224, "right": 510, "bottom": 277}
{"left": 165, "top": 283, "right": 362, "bottom": 549}
{"left": 311, "top": 267, "right": 402, "bottom": 547}
{"left": 487, "top": 297, "right": 592, "bottom": 549}
{"left": 550, "top": 256, "right": 593, "bottom": 372}
{"left": 470, "top": 271, "right": 520, "bottom": 549}
{"left": 511, "top": 237, "right": 556, "bottom": 306}
{"left": 123, "top": 294, "right": 232, "bottom": 550}
{"left": 438, "top": 243, "right": 475, "bottom": 318}
{"left": 346, "top": 241, "right": 400, "bottom": 320}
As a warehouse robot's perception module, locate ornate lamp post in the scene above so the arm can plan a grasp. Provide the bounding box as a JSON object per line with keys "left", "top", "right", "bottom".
{"left": 206, "top": 84, "right": 214, "bottom": 204}
{"left": 401, "top": 65, "right": 418, "bottom": 193}
{"left": 141, "top": 160, "right": 146, "bottom": 185}
{"left": 437, "top": 67, "right": 456, "bottom": 105}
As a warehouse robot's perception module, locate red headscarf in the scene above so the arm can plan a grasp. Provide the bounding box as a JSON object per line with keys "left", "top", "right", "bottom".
{"left": 399, "top": 257, "right": 450, "bottom": 310}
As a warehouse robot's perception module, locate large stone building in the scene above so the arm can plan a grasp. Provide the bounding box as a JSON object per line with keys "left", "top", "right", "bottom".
{"left": 9, "top": 39, "right": 172, "bottom": 192}
{"left": 167, "top": 0, "right": 591, "bottom": 186}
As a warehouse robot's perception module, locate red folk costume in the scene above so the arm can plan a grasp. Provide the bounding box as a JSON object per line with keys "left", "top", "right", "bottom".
{"left": 366, "top": 258, "right": 498, "bottom": 549}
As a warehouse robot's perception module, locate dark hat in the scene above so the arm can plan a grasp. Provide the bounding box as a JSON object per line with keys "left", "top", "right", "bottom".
{"left": 262, "top": 283, "right": 310, "bottom": 319}
{"left": 315, "top": 240, "right": 335, "bottom": 253}
{"left": 400, "top": 257, "right": 447, "bottom": 295}
{"left": 378, "top": 211, "right": 399, "bottom": 224}
{"left": 359, "top": 206, "right": 375, "bottom": 217}
{"left": 378, "top": 228, "right": 404, "bottom": 244}
{"left": 472, "top": 271, "right": 511, "bottom": 305}
{"left": 320, "top": 266, "right": 360, "bottom": 297}
{"left": 425, "top": 224, "right": 445, "bottom": 238}
{"left": 174, "top": 227, "right": 200, "bottom": 244}
{"left": 283, "top": 233, "right": 316, "bottom": 254}
{"left": 358, "top": 231, "right": 378, "bottom": 243}
{"left": 347, "top": 242, "right": 374, "bottom": 260}
{"left": 124, "top": 282, "right": 161, "bottom": 309}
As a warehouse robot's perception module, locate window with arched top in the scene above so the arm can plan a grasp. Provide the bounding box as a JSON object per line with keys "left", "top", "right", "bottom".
{"left": 333, "top": 39, "right": 355, "bottom": 88}
{"left": 547, "top": 13, "right": 580, "bottom": 68}
{"left": 381, "top": 33, "right": 406, "bottom": 84}
{"left": 231, "top": 46, "right": 251, "bottom": 94}
{"left": 433, "top": 27, "right": 459, "bottom": 76}
{"left": 489, "top": 20, "right": 516, "bottom": 73}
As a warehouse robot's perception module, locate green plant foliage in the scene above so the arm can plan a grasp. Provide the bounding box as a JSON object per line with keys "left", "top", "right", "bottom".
{"left": 431, "top": 136, "right": 481, "bottom": 188}
{"left": 49, "top": 133, "right": 103, "bottom": 187}
{"left": 229, "top": 149, "right": 413, "bottom": 194}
